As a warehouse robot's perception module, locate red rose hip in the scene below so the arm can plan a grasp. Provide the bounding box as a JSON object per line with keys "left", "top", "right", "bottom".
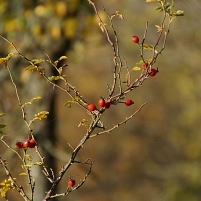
{"left": 104, "top": 100, "right": 111, "bottom": 109}
{"left": 28, "top": 139, "right": 36, "bottom": 148}
{"left": 142, "top": 62, "right": 148, "bottom": 70}
{"left": 15, "top": 141, "right": 23, "bottom": 149}
{"left": 87, "top": 104, "right": 96, "bottom": 111}
{"left": 132, "top": 35, "right": 139, "bottom": 43}
{"left": 98, "top": 98, "right": 105, "bottom": 107}
{"left": 149, "top": 68, "right": 159, "bottom": 76}
{"left": 125, "top": 99, "right": 134, "bottom": 106}
{"left": 23, "top": 140, "right": 30, "bottom": 148}
{"left": 68, "top": 178, "right": 76, "bottom": 187}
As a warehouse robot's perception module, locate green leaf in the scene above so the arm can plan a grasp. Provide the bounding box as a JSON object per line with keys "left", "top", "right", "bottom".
{"left": 64, "top": 100, "right": 74, "bottom": 108}
{"left": 75, "top": 96, "right": 81, "bottom": 101}
{"left": 164, "top": 3, "right": 171, "bottom": 11}
{"left": 174, "top": 10, "right": 184, "bottom": 16}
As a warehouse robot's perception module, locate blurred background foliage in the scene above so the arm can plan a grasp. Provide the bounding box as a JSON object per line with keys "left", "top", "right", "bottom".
{"left": 0, "top": 0, "right": 201, "bottom": 201}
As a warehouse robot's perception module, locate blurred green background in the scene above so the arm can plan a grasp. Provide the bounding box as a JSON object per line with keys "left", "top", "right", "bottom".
{"left": 0, "top": 0, "right": 201, "bottom": 201}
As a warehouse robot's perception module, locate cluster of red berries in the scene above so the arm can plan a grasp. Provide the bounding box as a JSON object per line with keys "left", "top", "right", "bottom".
{"left": 133, "top": 35, "right": 159, "bottom": 77}
{"left": 87, "top": 98, "right": 111, "bottom": 111}
{"left": 98, "top": 98, "right": 111, "bottom": 108}
{"left": 87, "top": 98, "right": 134, "bottom": 111}
{"left": 68, "top": 178, "right": 76, "bottom": 187}
{"left": 15, "top": 137, "right": 36, "bottom": 149}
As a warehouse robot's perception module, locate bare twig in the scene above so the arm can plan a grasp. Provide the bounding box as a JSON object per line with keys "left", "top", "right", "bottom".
{"left": 90, "top": 102, "right": 148, "bottom": 138}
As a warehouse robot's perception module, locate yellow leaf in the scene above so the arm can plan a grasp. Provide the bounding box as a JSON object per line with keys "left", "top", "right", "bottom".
{"left": 24, "top": 65, "right": 37, "bottom": 71}
{"left": 0, "top": 53, "right": 14, "bottom": 65}
{"left": 34, "top": 111, "right": 49, "bottom": 120}
{"left": 6, "top": 53, "right": 14, "bottom": 59}
{"left": 58, "top": 56, "right": 68, "bottom": 61}
{"left": 30, "top": 96, "right": 42, "bottom": 102}
{"left": 0, "top": 178, "right": 15, "bottom": 197}
{"left": 25, "top": 154, "right": 33, "bottom": 162}
{"left": 31, "top": 59, "right": 44, "bottom": 64}
{"left": 22, "top": 164, "right": 32, "bottom": 168}
{"left": 35, "top": 162, "right": 44, "bottom": 166}
{"left": 99, "top": 23, "right": 105, "bottom": 33}
{"left": 19, "top": 173, "right": 28, "bottom": 176}
{"left": 0, "top": 113, "right": 6, "bottom": 117}
{"left": 133, "top": 66, "right": 141, "bottom": 71}
{"left": 0, "top": 58, "right": 6, "bottom": 64}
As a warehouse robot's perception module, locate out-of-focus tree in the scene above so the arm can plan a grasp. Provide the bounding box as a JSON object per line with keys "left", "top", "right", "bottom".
{"left": 0, "top": 0, "right": 98, "bottom": 200}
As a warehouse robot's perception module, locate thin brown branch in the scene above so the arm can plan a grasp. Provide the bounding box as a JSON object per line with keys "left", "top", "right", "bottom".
{"left": 90, "top": 102, "right": 148, "bottom": 138}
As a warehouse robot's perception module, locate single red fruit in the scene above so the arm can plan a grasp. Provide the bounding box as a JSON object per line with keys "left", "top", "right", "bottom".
{"left": 149, "top": 68, "right": 159, "bottom": 76}
{"left": 15, "top": 141, "right": 23, "bottom": 149}
{"left": 68, "top": 179, "right": 76, "bottom": 187}
{"left": 132, "top": 35, "right": 139, "bottom": 43}
{"left": 104, "top": 100, "right": 111, "bottom": 109}
{"left": 28, "top": 139, "right": 36, "bottom": 148}
{"left": 98, "top": 98, "right": 105, "bottom": 107}
{"left": 125, "top": 99, "right": 134, "bottom": 106}
{"left": 23, "top": 140, "right": 30, "bottom": 148}
{"left": 87, "top": 104, "right": 96, "bottom": 111}
{"left": 142, "top": 62, "right": 148, "bottom": 70}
